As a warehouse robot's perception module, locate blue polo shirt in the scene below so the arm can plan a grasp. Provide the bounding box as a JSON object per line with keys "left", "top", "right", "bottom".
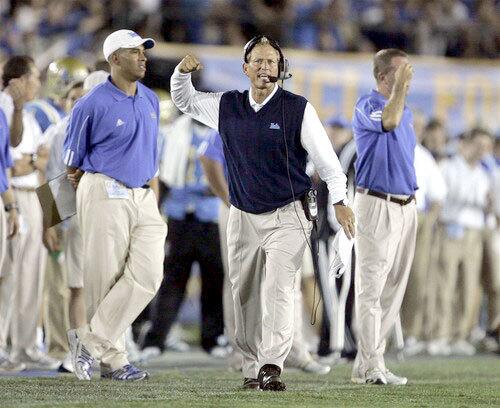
{"left": 63, "top": 77, "right": 159, "bottom": 188}
{"left": 352, "top": 89, "right": 417, "bottom": 195}
{"left": 0, "top": 109, "right": 13, "bottom": 193}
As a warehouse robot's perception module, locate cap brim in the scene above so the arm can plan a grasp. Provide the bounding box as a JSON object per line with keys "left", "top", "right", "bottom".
{"left": 122, "top": 38, "right": 155, "bottom": 50}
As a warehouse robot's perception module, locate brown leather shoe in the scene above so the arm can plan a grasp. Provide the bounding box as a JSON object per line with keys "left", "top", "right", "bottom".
{"left": 258, "top": 364, "right": 286, "bottom": 391}
{"left": 243, "top": 377, "right": 260, "bottom": 390}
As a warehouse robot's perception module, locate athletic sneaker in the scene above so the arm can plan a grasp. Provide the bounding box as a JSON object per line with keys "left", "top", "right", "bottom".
{"left": 0, "top": 349, "right": 25, "bottom": 372}
{"left": 101, "top": 364, "right": 149, "bottom": 381}
{"left": 137, "top": 346, "right": 161, "bottom": 363}
{"left": 68, "top": 329, "right": 94, "bottom": 380}
{"left": 11, "top": 348, "right": 60, "bottom": 370}
{"left": 300, "top": 360, "right": 331, "bottom": 375}
{"left": 450, "top": 340, "right": 476, "bottom": 356}
{"left": 352, "top": 368, "right": 387, "bottom": 385}
{"left": 384, "top": 370, "right": 408, "bottom": 385}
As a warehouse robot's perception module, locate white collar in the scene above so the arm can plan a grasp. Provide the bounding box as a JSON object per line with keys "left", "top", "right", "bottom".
{"left": 248, "top": 84, "right": 278, "bottom": 111}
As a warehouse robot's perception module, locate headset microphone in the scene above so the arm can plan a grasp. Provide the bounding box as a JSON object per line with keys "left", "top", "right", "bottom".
{"left": 268, "top": 72, "right": 292, "bottom": 83}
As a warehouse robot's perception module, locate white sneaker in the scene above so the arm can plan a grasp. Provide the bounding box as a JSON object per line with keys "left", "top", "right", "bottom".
{"left": 351, "top": 368, "right": 387, "bottom": 385}
{"left": 164, "top": 324, "right": 190, "bottom": 352}
{"left": 209, "top": 345, "right": 231, "bottom": 359}
{"left": 427, "top": 339, "right": 451, "bottom": 356}
{"left": 68, "top": 329, "right": 95, "bottom": 380}
{"left": 11, "top": 348, "right": 60, "bottom": 370}
{"left": 365, "top": 368, "right": 387, "bottom": 385}
{"left": 301, "top": 360, "right": 331, "bottom": 375}
{"left": 385, "top": 370, "right": 408, "bottom": 385}
{"left": 450, "top": 340, "right": 476, "bottom": 356}
{"left": 0, "top": 349, "right": 25, "bottom": 372}
{"left": 404, "top": 337, "right": 426, "bottom": 356}
{"left": 137, "top": 346, "right": 161, "bottom": 363}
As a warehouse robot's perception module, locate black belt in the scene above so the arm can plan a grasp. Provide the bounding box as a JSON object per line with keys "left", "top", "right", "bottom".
{"left": 356, "top": 187, "right": 415, "bottom": 206}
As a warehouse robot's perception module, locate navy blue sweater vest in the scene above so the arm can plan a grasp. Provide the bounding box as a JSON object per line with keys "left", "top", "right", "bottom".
{"left": 219, "top": 87, "right": 311, "bottom": 214}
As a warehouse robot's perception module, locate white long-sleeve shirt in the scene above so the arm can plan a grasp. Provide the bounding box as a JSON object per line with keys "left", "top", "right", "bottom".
{"left": 170, "top": 66, "right": 347, "bottom": 204}
{"left": 414, "top": 143, "right": 447, "bottom": 212}
{"left": 439, "top": 154, "right": 490, "bottom": 229}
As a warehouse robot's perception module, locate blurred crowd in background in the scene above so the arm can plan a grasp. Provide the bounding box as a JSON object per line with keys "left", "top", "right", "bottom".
{"left": 0, "top": 0, "right": 498, "bottom": 374}
{"left": 1, "top": 0, "right": 499, "bottom": 64}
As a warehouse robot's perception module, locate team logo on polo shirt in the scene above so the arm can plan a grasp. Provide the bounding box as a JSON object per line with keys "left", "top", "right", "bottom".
{"left": 369, "top": 110, "right": 382, "bottom": 121}
{"left": 116, "top": 118, "right": 125, "bottom": 127}
{"left": 150, "top": 112, "right": 157, "bottom": 119}
{"left": 269, "top": 122, "right": 280, "bottom": 130}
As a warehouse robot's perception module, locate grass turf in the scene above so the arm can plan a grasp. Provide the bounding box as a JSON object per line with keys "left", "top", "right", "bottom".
{"left": 0, "top": 356, "right": 498, "bottom": 407}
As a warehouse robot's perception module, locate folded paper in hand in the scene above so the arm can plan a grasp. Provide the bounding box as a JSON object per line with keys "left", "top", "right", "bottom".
{"left": 329, "top": 229, "right": 354, "bottom": 278}
{"left": 36, "top": 172, "right": 76, "bottom": 228}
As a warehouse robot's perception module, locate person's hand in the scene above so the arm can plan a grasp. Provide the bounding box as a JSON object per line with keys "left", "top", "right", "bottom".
{"left": 6, "top": 77, "right": 30, "bottom": 110}
{"left": 393, "top": 62, "right": 413, "bottom": 93}
{"left": 43, "top": 227, "right": 60, "bottom": 252}
{"left": 178, "top": 55, "right": 203, "bottom": 74}
{"left": 334, "top": 204, "right": 355, "bottom": 239}
{"left": 67, "top": 169, "right": 84, "bottom": 189}
{"left": 6, "top": 208, "right": 19, "bottom": 238}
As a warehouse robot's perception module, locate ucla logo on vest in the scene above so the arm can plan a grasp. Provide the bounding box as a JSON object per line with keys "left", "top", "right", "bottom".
{"left": 269, "top": 122, "right": 280, "bottom": 130}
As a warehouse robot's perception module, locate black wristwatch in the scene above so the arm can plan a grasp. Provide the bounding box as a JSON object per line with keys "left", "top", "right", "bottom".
{"left": 4, "top": 202, "right": 19, "bottom": 212}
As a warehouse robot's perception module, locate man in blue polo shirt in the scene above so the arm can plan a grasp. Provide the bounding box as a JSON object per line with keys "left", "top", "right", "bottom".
{"left": 63, "top": 29, "right": 167, "bottom": 381}
{"left": 0, "top": 107, "right": 21, "bottom": 371}
{"left": 351, "top": 49, "right": 417, "bottom": 386}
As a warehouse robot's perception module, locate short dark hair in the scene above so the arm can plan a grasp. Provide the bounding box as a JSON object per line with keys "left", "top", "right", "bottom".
{"left": 373, "top": 49, "right": 408, "bottom": 81}
{"left": 2, "top": 55, "right": 35, "bottom": 88}
{"left": 425, "top": 118, "right": 444, "bottom": 132}
{"left": 465, "top": 127, "right": 492, "bottom": 141}
{"left": 63, "top": 81, "right": 84, "bottom": 99}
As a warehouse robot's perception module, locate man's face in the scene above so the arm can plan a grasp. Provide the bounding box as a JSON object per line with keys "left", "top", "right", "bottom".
{"left": 243, "top": 44, "right": 280, "bottom": 91}
{"left": 469, "top": 133, "right": 493, "bottom": 162}
{"left": 64, "top": 86, "right": 84, "bottom": 112}
{"left": 114, "top": 45, "right": 147, "bottom": 81}
{"left": 25, "top": 64, "right": 41, "bottom": 101}
{"left": 381, "top": 56, "right": 408, "bottom": 92}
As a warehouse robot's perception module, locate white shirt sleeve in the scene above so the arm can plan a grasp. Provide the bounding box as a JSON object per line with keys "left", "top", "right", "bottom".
{"left": 301, "top": 102, "right": 347, "bottom": 204}
{"left": 425, "top": 150, "right": 447, "bottom": 204}
{"left": 170, "top": 65, "right": 223, "bottom": 131}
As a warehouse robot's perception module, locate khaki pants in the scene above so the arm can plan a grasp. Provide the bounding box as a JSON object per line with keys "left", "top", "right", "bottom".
{"left": 435, "top": 226, "right": 483, "bottom": 341}
{"left": 0, "top": 196, "right": 6, "bottom": 270}
{"left": 401, "top": 212, "right": 433, "bottom": 339}
{"left": 479, "top": 228, "right": 500, "bottom": 333}
{"left": 10, "top": 190, "right": 47, "bottom": 353}
{"left": 64, "top": 216, "right": 84, "bottom": 289}
{"left": 76, "top": 173, "right": 167, "bottom": 370}
{"left": 43, "top": 243, "right": 70, "bottom": 358}
{"left": 353, "top": 193, "right": 417, "bottom": 375}
{"left": 227, "top": 202, "right": 312, "bottom": 379}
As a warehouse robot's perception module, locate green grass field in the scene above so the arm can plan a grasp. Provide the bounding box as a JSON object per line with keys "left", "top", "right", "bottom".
{"left": 0, "top": 355, "right": 498, "bottom": 407}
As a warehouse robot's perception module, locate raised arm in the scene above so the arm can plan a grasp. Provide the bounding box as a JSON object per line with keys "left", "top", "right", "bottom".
{"left": 381, "top": 63, "right": 413, "bottom": 131}
{"left": 301, "top": 102, "right": 355, "bottom": 238}
{"left": 170, "top": 55, "right": 223, "bottom": 131}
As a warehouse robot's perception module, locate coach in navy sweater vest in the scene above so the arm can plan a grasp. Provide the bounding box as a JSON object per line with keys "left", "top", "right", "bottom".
{"left": 171, "top": 36, "right": 355, "bottom": 391}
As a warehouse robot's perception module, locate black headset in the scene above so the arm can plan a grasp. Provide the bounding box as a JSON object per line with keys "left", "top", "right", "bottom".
{"left": 243, "top": 35, "right": 291, "bottom": 82}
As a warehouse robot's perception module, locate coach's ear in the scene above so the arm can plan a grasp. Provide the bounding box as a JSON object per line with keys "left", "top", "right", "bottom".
{"left": 242, "top": 62, "right": 249, "bottom": 78}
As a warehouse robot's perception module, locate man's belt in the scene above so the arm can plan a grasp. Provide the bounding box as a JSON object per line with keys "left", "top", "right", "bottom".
{"left": 356, "top": 187, "right": 415, "bottom": 206}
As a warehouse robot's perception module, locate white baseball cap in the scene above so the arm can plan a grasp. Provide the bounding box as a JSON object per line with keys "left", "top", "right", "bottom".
{"left": 102, "top": 29, "right": 155, "bottom": 61}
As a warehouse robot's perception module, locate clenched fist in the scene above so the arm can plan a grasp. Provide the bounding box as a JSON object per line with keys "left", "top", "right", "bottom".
{"left": 6, "top": 77, "right": 30, "bottom": 110}
{"left": 178, "top": 55, "right": 203, "bottom": 74}
{"left": 393, "top": 62, "right": 413, "bottom": 93}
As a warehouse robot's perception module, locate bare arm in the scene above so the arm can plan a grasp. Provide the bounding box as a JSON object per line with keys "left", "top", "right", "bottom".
{"left": 0, "top": 187, "right": 19, "bottom": 237}
{"left": 200, "top": 155, "right": 230, "bottom": 207}
{"left": 382, "top": 63, "right": 413, "bottom": 131}
{"left": 5, "top": 77, "right": 31, "bottom": 147}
